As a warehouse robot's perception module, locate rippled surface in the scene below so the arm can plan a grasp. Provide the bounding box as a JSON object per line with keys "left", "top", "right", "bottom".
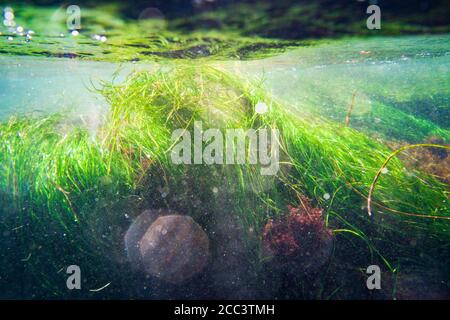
{"left": 2, "top": 35, "right": 448, "bottom": 143}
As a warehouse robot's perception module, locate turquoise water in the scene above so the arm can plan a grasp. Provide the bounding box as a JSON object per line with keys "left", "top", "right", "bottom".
{"left": 0, "top": 56, "right": 150, "bottom": 120}
{"left": 2, "top": 35, "right": 448, "bottom": 143}
{"left": 225, "top": 35, "right": 450, "bottom": 141}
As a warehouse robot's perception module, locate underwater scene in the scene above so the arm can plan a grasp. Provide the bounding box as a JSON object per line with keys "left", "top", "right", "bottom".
{"left": 0, "top": 0, "right": 449, "bottom": 301}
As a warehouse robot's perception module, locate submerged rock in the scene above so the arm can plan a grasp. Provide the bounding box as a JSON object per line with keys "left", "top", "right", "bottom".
{"left": 124, "top": 209, "right": 160, "bottom": 269}
{"left": 387, "top": 137, "right": 449, "bottom": 184}
{"left": 125, "top": 211, "right": 209, "bottom": 284}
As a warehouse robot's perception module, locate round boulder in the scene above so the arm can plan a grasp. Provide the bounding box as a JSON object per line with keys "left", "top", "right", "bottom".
{"left": 125, "top": 211, "right": 210, "bottom": 284}
{"left": 124, "top": 209, "right": 160, "bottom": 270}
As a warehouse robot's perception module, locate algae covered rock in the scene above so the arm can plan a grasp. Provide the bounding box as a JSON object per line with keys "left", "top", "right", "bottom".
{"left": 125, "top": 211, "right": 210, "bottom": 284}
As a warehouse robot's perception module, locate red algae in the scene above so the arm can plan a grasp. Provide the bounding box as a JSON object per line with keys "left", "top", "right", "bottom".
{"left": 262, "top": 196, "right": 333, "bottom": 273}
